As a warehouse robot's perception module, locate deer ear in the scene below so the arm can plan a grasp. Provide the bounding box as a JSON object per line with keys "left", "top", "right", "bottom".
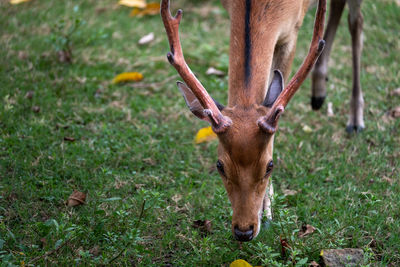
{"left": 263, "top": 70, "right": 284, "bottom": 108}
{"left": 177, "top": 81, "right": 224, "bottom": 122}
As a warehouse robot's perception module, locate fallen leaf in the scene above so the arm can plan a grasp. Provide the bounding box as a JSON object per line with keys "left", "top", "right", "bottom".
{"left": 58, "top": 50, "right": 72, "bottom": 63}
{"left": 298, "top": 224, "right": 316, "bottom": 238}
{"left": 18, "top": 51, "right": 28, "bottom": 60}
{"left": 142, "top": 157, "right": 156, "bottom": 165}
{"left": 112, "top": 72, "right": 143, "bottom": 84}
{"left": 392, "top": 88, "right": 400, "bottom": 96}
{"left": 171, "top": 194, "right": 182, "bottom": 203}
{"left": 63, "top": 136, "right": 75, "bottom": 142}
{"left": 25, "top": 91, "right": 34, "bottom": 99}
{"left": 309, "top": 261, "right": 320, "bottom": 267}
{"left": 32, "top": 106, "right": 40, "bottom": 113}
{"left": 280, "top": 236, "right": 291, "bottom": 256}
{"left": 206, "top": 67, "right": 225, "bottom": 77}
{"left": 89, "top": 245, "right": 100, "bottom": 256}
{"left": 118, "top": 0, "right": 146, "bottom": 8}
{"left": 389, "top": 106, "right": 400, "bottom": 118}
{"left": 192, "top": 220, "right": 212, "bottom": 235}
{"left": 230, "top": 259, "right": 252, "bottom": 267}
{"left": 194, "top": 126, "right": 217, "bottom": 144}
{"left": 302, "top": 124, "right": 313, "bottom": 133}
{"left": 382, "top": 176, "right": 394, "bottom": 185}
{"left": 282, "top": 189, "right": 298, "bottom": 196}
{"left": 67, "top": 191, "right": 86, "bottom": 207}
{"left": 138, "top": 32, "right": 154, "bottom": 45}
{"left": 10, "top": 0, "right": 31, "bottom": 4}
{"left": 134, "top": 184, "right": 145, "bottom": 190}
{"left": 130, "top": 2, "right": 160, "bottom": 17}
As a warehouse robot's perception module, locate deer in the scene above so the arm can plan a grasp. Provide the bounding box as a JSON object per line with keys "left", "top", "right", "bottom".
{"left": 160, "top": 0, "right": 326, "bottom": 242}
{"left": 311, "top": 0, "right": 365, "bottom": 133}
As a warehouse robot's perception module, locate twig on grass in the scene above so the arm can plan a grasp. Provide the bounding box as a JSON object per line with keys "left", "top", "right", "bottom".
{"left": 135, "top": 199, "right": 146, "bottom": 228}
{"left": 107, "top": 200, "right": 147, "bottom": 265}
{"left": 29, "top": 237, "right": 72, "bottom": 264}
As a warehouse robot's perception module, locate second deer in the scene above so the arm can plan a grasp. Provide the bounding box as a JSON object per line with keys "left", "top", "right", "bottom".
{"left": 311, "top": 0, "right": 365, "bottom": 133}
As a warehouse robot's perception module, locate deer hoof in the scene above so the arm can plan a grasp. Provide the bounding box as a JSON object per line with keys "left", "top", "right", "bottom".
{"left": 346, "top": 124, "right": 365, "bottom": 134}
{"left": 311, "top": 96, "right": 326, "bottom": 110}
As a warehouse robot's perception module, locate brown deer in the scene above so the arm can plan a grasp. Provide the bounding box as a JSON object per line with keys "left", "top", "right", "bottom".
{"left": 161, "top": 0, "right": 326, "bottom": 241}
{"left": 311, "top": 0, "right": 364, "bottom": 133}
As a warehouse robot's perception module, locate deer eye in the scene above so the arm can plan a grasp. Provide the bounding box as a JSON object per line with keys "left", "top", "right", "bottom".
{"left": 216, "top": 160, "right": 225, "bottom": 176}
{"left": 266, "top": 160, "right": 274, "bottom": 176}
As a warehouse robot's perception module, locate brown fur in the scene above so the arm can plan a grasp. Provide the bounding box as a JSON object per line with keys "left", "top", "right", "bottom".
{"left": 219, "top": 0, "right": 312, "bottom": 238}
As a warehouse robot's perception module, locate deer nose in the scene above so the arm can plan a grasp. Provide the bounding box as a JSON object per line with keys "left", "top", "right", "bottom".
{"left": 234, "top": 225, "right": 254, "bottom": 242}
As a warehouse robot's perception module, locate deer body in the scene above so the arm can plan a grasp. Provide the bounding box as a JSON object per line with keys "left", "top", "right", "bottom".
{"left": 161, "top": 0, "right": 326, "bottom": 241}
{"left": 311, "top": 0, "right": 365, "bottom": 133}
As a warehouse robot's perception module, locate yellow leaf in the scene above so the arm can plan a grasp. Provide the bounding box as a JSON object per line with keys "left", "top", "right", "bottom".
{"left": 130, "top": 2, "right": 160, "bottom": 17}
{"left": 194, "top": 126, "right": 217, "bottom": 144}
{"left": 112, "top": 72, "right": 143, "bottom": 84}
{"left": 302, "top": 124, "right": 313, "bottom": 133}
{"left": 230, "top": 259, "right": 253, "bottom": 267}
{"left": 118, "top": 0, "right": 146, "bottom": 8}
{"left": 10, "top": 0, "right": 31, "bottom": 4}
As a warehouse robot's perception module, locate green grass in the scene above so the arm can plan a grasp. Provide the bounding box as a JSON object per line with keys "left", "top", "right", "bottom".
{"left": 1, "top": 0, "right": 399, "bottom": 266}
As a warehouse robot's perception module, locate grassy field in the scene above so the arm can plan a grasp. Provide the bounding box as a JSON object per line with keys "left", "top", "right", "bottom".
{"left": 1, "top": 0, "right": 399, "bottom": 266}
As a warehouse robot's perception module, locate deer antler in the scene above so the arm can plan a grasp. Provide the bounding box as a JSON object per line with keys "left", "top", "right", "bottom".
{"left": 258, "top": 0, "right": 327, "bottom": 134}
{"left": 161, "top": 0, "right": 232, "bottom": 133}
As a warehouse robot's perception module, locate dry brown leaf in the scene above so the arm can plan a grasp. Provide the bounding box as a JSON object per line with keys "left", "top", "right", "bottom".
{"left": 389, "top": 106, "right": 400, "bottom": 118}
{"left": 392, "top": 88, "right": 400, "bottom": 96}
{"left": 299, "top": 224, "right": 316, "bottom": 238}
{"left": 58, "top": 50, "right": 72, "bottom": 63}
{"left": 134, "top": 184, "right": 145, "bottom": 190}
{"left": 67, "top": 191, "right": 86, "bottom": 207}
{"left": 32, "top": 106, "right": 40, "bottom": 113}
{"left": 63, "top": 136, "right": 75, "bottom": 142}
{"left": 192, "top": 220, "right": 212, "bottom": 235}
{"left": 25, "top": 91, "right": 34, "bottom": 99}
{"left": 309, "top": 261, "right": 320, "bottom": 267}
{"left": 89, "top": 246, "right": 100, "bottom": 256}
{"left": 142, "top": 157, "right": 156, "bottom": 166}
{"left": 280, "top": 237, "right": 291, "bottom": 256}
{"left": 171, "top": 194, "right": 182, "bottom": 203}
{"left": 382, "top": 176, "right": 394, "bottom": 185}
{"left": 282, "top": 189, "right": 298, "bottom": 196}
{"left": 18, "top": 51, "right": 28, "bottom": 60}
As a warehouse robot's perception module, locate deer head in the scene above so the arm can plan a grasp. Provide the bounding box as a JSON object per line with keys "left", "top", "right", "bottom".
{"left": 161, "top": 0, "right": 326, "bottom": 241}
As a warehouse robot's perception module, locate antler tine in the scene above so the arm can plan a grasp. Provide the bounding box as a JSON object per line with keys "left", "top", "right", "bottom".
{"left": 259, "top": 0, "right": 326, "bottom": 134}
{"left": 160, "top": 0, "right": 232, "bottom": 133}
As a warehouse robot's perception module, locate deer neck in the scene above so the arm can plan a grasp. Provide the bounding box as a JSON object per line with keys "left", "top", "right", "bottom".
{"left": 227, "top": 0, "right": 280, "bottom": 107}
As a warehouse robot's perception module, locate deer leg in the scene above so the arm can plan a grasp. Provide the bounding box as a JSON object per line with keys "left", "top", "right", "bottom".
{"left": 346, "top": 0, "right": 364, "bottom": 133}
{"left": 263, "top": 179, "right": 274, "bottom": 220}
{"left": 311, "top": 0, "right": 346, "bottom": 110}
